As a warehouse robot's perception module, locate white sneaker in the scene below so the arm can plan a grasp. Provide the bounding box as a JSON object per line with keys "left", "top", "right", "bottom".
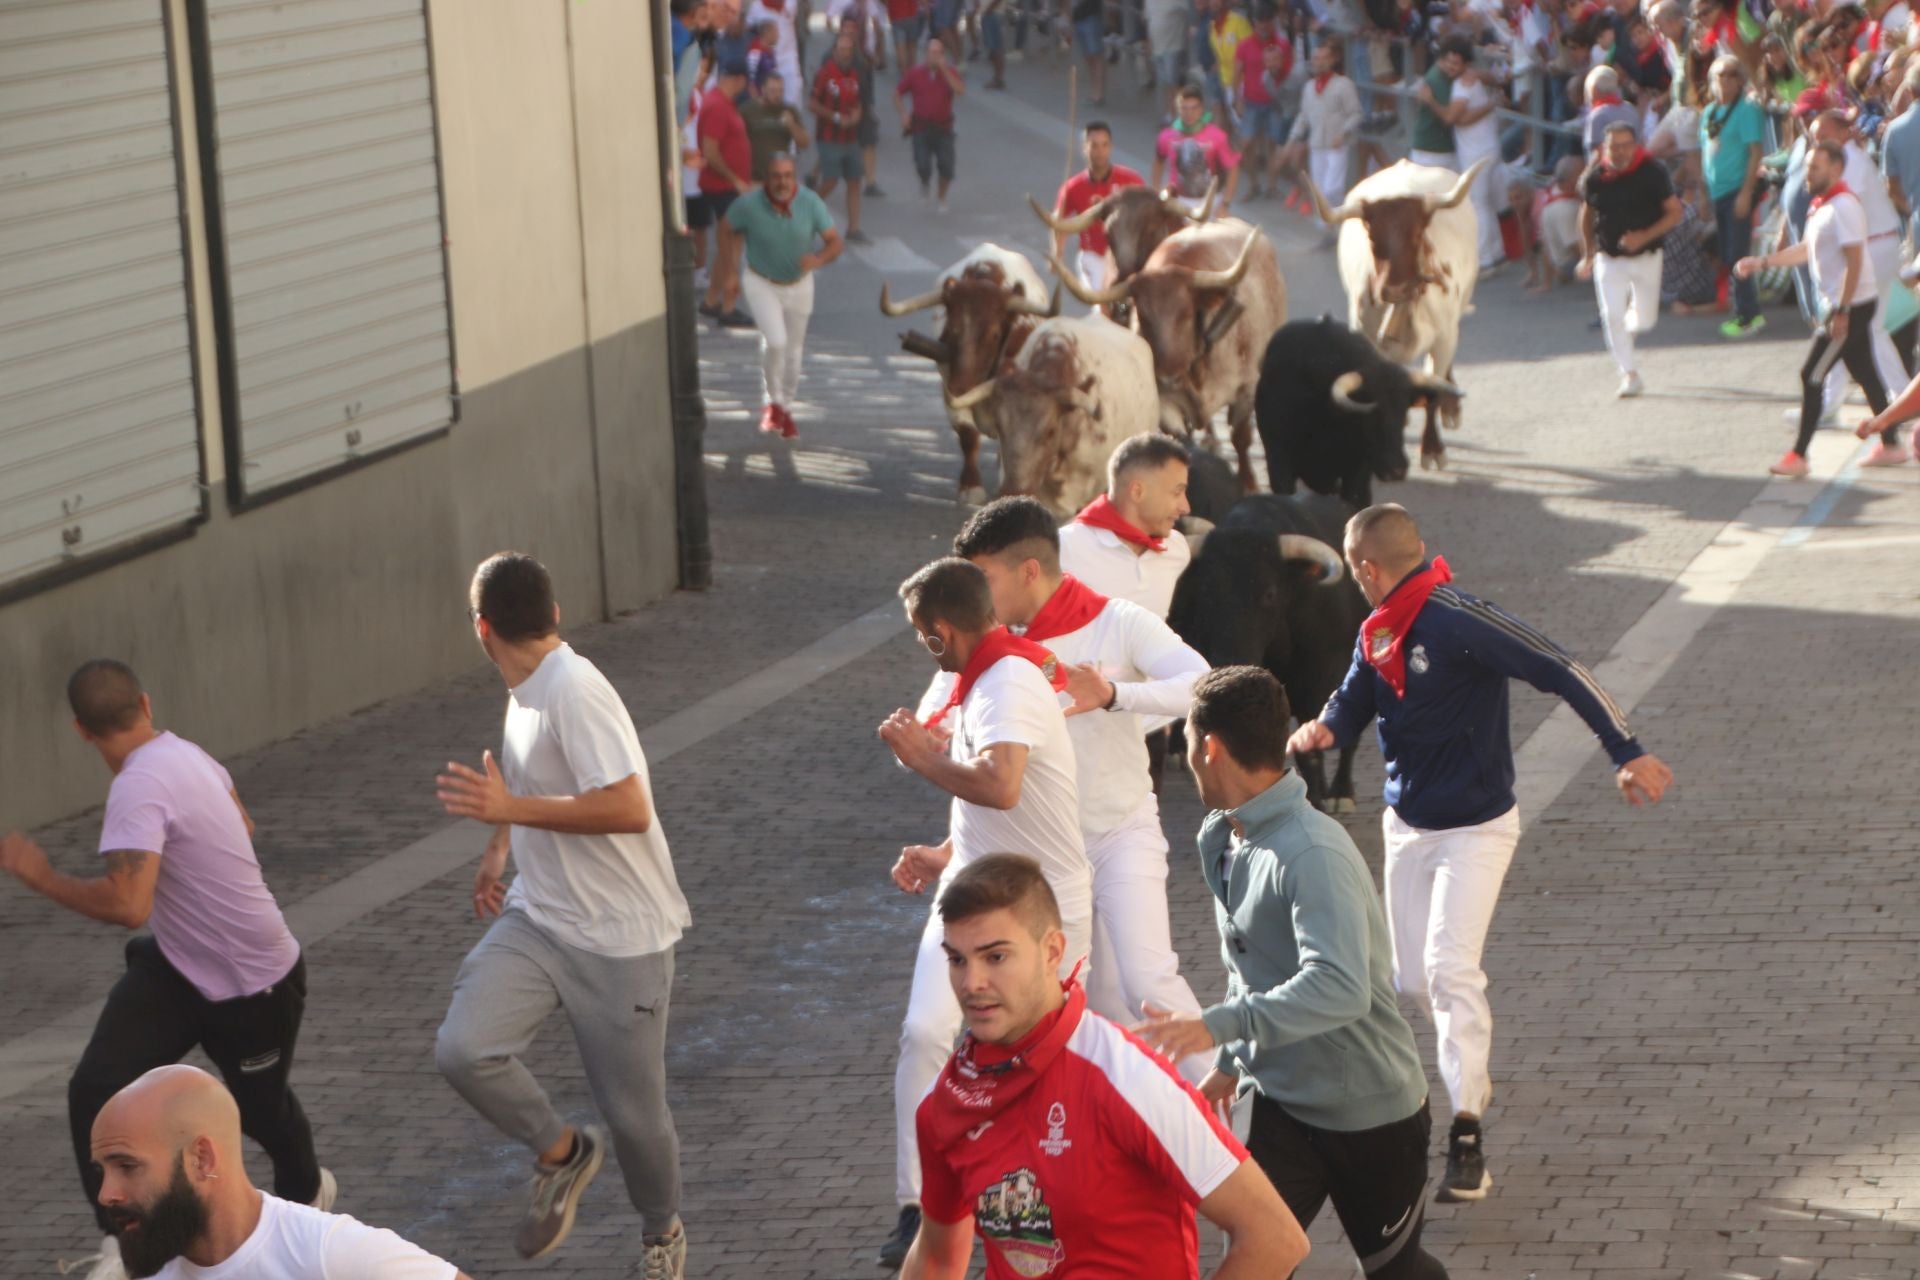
{"left": 937, "top": 199, "right": 950, "bottom": 214}
{"left": 59, "top": 1235, "right": 126, "bottom": 1280}
{"left": 1616, "top": 373, "right": 1643, "bottom": 398}
{"left": 311, "top": 1167, "right": 338, "bottom": 1212}
{"left": 643, "top": 1225, "right": 688, "bottom": 1279}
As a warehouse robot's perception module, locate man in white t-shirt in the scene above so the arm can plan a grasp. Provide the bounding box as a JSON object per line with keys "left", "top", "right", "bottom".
{"left": 954, "top": 498, "right": 1213, "bottom": 1083}
{"left": 1056, "top": 434, "right": 1193, "bottom": 620}
{"left": 1815, "top": 111, "right": 1912, "bottom": 402}
{"left": 433, "top": 553, "right": 691, "bottom": 1278}
{"left": 90, "top": 1066, "right": 463, "bottom": 1280}
{"left": 874, "top": 556, "right": 1094, "bottom": 1270}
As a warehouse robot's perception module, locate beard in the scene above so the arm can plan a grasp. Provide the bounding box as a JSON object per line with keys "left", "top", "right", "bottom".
{"left": 110, "top": 1154, "right": 209, "bottom": 1278}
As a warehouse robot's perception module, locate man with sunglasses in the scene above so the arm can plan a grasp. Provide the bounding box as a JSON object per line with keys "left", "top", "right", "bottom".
{"left": 875, "top": 557, "right": 1094, "bottom": 1270}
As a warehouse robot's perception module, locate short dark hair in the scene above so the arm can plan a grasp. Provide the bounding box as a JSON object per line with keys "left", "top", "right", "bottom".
{"left": 952, "top": 496, "right": 1061, "bottom": 572}
{"left": 1189, "top": 666, "right": 1292, "bottom": 771}
{"left": 470, "top": 552, "right": 558, "bottom": 643}
{"left": 939, "top": 853, "right": 1062, "bottom": 939}
{"left": 1084, "top": 120, "right": 1112, "bottom": 138}
{"left": 1602, "top": 119, "right": 1639, "bottom": 140}
{"left": 1109, "top": 433, "right": 1188, "bottom": 487}
{"left": 1441, "top": 36, "right": 1475, "bottom": 61}
{"left": 1813, "top": 139, "right": 1848, "bottom": 165}
{"left": 1319, "top": 37, "right": 1345, "bottom": 70}
{"left": 899, "top": 557, "right": 996, "bottom": 633}
{"left": 67, "top": 659, "right": 146, "bottom": 737}
{"left": 1179, "top": 85, "right": 1205, "bottom": 103}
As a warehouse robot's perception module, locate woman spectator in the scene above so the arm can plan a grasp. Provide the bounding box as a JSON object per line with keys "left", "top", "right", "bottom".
{"left": 1663, "top": 169, "right": 1724, "bottom": 312}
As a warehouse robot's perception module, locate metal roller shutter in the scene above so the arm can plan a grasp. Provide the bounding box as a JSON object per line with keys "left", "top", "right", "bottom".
{"left": 200, "top": 0, "right": 455, "bottom": 503}
{"left": 0, "top": 0, "right": 206, "bottom": 592}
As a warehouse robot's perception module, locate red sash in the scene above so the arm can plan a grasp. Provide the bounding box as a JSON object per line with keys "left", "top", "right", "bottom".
{"left": 1589, "top": 92, "right": 1625, "bottom": 107}
{"left": 1023, "top": 575, "right": 1109, "bottom": 642}
{"left": 1595, "top": 146, "right": 1652, "bottom": 180}
{"left": 924, "top": 628, "right": 1068, "bottom": 730}
{"left": 1809, "top": 180, "right": 1853, "bottom": 212}
{"left": 1361, "top": 557, "right": 1452, "bottom": 698}
{"left": 1074, "top": 494, "right": 1166, "bottom": 552}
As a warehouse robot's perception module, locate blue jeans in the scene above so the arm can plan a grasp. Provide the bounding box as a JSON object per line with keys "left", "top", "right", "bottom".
{"left": 981, "top": 8, "right": 1005, "bottom": 52}
{"left": 1713, "top": 191, "right": 1760, "bottom": 322}
{"left": 1073, "top": 13, "right": 1105, "bottom": 58}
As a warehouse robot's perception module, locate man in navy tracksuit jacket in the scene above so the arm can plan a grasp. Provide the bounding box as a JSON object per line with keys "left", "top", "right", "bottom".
{"left": 1290, "top": 504, "right": 1674, "bottom": 1205}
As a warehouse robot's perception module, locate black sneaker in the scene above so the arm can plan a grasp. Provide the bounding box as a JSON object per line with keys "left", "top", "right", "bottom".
{"left": 876, "top": 1204, "right": 921, "bottom": 1270}
{"left": 1436, "top": 1118, "right": 1491, "bottom": 1203}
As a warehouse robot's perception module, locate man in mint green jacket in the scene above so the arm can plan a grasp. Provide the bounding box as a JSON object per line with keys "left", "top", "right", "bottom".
{"left": 1136, "top": 665, "right": 1447, "bottom": 1280}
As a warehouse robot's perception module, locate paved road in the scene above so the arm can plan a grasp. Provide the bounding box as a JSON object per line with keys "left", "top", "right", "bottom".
{"left": 3, "top": 40, "right": 1918, "bottom": 1280}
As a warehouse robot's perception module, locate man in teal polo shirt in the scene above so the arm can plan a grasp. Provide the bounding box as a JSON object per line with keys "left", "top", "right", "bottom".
{"left": 725, "top": 151, "right": 843, "bottom": 439}
{"left": 1137, "top": 665, "right": 1450, "bottom": 1278}
{"left": 1410, "top": 38, "right": 1471, "bottom": 171}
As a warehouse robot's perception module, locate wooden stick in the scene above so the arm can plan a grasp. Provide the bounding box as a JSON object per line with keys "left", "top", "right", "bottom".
{"left": 1065, "top": 64, "right": 1078, "bottom": 182}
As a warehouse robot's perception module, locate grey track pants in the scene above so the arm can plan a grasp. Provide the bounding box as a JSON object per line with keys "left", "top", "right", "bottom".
{"left": 435, "top": 909, "right": 681, "bottom": 1234}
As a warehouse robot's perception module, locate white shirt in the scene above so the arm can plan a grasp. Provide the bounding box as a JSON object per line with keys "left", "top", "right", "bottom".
{"left": 1453, "top": 77, "right": 1501, "bottom": 160}
{"left": 1057, "top": 522, "right": 1191, "bottom": 620}
{"left": 1028, "top": 597, "right": 1209, "bottom": 837}
{"left": 500, "top": 644, "right": 692, "bottom": 956}
{"left": 1843, "top": 143, "right": 1903, "bottom": 239}
{"left": 916, "top": 656, "right": 1092, "bottom": 920}
{"left": 1807, "top": 190, "right": 1878, "bottom": 313}
{"left": 152, "top": 1193, "right": 457, "bottom": 1279}
{"left": 746, "top": 0, "right": 803, "bottom": 91}
{"left": 828, "top": 0, "right": 889, "bottom": 56}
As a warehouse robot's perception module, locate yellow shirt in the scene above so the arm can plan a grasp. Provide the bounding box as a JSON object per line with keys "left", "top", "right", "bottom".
{"left": 1209, "top": 12, "right": 1254, "bottom": 92}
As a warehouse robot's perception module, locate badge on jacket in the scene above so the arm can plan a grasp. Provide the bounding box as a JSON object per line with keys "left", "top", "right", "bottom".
{"left": 1408, "top": 644, "right": 1430, "bottom": 676}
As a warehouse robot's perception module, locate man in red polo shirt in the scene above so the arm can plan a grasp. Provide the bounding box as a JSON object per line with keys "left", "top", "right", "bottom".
{"left": 1051, "top": 121, "right": 1145, "bottom": 293}
{"left": 698, "top": 56, "right": 757, "bottom": 327}
{"left": 902, "top": 854, "right": 1309, "bottom": 1280}
{"left": 811, "top": 25, "right": 871, "bottom": 243}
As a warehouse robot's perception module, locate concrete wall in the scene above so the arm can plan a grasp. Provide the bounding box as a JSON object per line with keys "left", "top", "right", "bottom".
{"left": 0, "top": 0, "right": 682, "bottom": 830}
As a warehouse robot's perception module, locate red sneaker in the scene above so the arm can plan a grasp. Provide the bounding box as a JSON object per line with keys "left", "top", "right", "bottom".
{"left": 777, "top": 404, "right": 799, "bottom": 439}
{"left": 1768, "top": 450, "right": 1810, "bottom": 478}
{"left": 758, "top": 405, "right": 783, "bottom": 435}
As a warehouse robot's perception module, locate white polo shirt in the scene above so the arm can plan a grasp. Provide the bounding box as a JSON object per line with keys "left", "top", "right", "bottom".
{"left": 1027, "top": 598, "right": 1209, "bottom": 838}
{"left": 1057, "top": 522, "right": 1190, "bottom": 620}
{"left": 1808, "top": 190, "right": 1877, "bottom": 314}
{"left": 916, "top": 656, "right": 1092, "bottom": 922}
{"left": 151, "top": 1193, "right": 456, "bottom": 1279}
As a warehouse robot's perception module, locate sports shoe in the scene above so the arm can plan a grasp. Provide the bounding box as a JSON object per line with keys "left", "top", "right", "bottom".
{"left": 1784, "top": 405, "right": 1839, "bottom": 427}
{"left": 937, "top": 198, "right": 950, "bottom": 214}
{"left": 865, "top": 182, "right": 887, "bottom": 198}
{"left": 1616, "top": 372, "right": 1643, "bottom": 398}
{"left": 718, "top": 307, "right": 755, "bottom": 328}
{"left": 311, "top": 1167, "right": 338, "bottom": 1212}
{"left": 877, "top": 1204, "right": 922, "bottom": 1270}
{"left": 642, "top": 1224, "right": 688, "bottom": 1279}
{"left": 1436, "top": 1118, "right": 1491, "bottom": 1203}
{"left": 775, "top": 403, "right": 799, "bottom": 439}
{"left": 63, "top": 1236, "right": 126, "bottom": 1280}
{"left": 1720, "top": 314, "right": 1766, "bottom": 339}
{"left": 846, "top": 227, "right": 873, "bottom": 245}
{"left": 1769, "top": 450, "right": 1811, "bottom": 478}
{"left": 759, "top": 405, "right": 784, "bottom": 435}
{"left": 515, "top": 1126, "right": 606, "bottom": 1259}
{"left": 1861, "top": 439, "right": 1911, "bottom": 466}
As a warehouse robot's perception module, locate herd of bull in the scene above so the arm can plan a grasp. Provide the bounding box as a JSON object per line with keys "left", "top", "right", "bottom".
{"left": 877, "top": 156, "right": 1499, "bottom": 811}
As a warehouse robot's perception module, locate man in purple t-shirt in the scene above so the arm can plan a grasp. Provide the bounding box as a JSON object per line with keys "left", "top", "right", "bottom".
{"left": 0, "top": 659, "right": 329, "bottom": 1276}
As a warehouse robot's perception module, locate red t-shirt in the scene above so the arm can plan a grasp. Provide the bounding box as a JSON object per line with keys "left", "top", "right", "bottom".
{"left": 886, "top": 0, "right": 920, "bottom": 20}
{"left": 1055, "top": 165, "right": 1146, "bottom": 256}
{"left": 898, "top": 63, "right": 959, "bottom": 128}
{"left": 917, "top": 1007, "right": 1248, "bottom": 1280}
{"left": 697, "top": 86, "right": 751, "bottom": 195}
{"left": 1235, "top": 32, "right": 1291, "bottom": 105}
{"left": 814, "top": 60, "right": 863, "bottom": 143}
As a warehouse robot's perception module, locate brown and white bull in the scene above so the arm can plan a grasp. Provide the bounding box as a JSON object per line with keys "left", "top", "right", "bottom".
{"left": 1024, "top": 178, "right": 1218, "bottom": 284}
{"left": 1307, "top": 158, "right": 1489, "bottom": 471}
{"left": 1050, "top": 220, "right": 1286, "bottom": 492}
{"left": 879, "top": 244, "right": 1056, "bottom": 504}
{"left": 943, "top": 316, "right": 1160, "bottom": 516}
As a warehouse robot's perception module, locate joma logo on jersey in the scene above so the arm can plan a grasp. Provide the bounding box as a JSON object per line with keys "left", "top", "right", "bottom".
{"left": 1037, "top": 1101, "right": 1072, "bottom": 1157}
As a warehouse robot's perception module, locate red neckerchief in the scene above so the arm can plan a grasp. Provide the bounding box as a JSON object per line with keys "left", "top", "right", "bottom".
{"left": 1542, "top": 185, "right": 1578, "bottom": 205}
{"left": 1700, "top": 12, "right": 1737, "bottom": 47}
{"left": 1022, "top": 575, "right": 1109, "bottom": 643}
{"left": 1314, "top": 71, "right": 1334, "bottom": 91}
{"left": 923, "top": 628, "right": 1068, "bottom": 729}
{"left": 921, "top": 979, "right": 1086, "bottom": 1150}
{"left": 1590, "top": 92, "right": 1624, "bottom": 106}
{"left": 1361, "top": 557, "right": 1452, "bottom": 698}
{"left": 749, "top": 38, "right": 768, "bottom": 54}
{"left": 1810, "top": 180, "right": 1854, "bottom": 211}
{"left": 1596, "top": 146, "right": 1652, "bottom": 179}
{"left": 768, "top": 189, "right": 795, "bottom": 217}
{"left": 1074, "top": 494, "right": 1166, "bottom": 552}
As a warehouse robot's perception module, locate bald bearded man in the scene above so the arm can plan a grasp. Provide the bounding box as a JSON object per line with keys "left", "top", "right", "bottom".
{"left": 87, "top": 1066, "right": 466, "bottom": 1279}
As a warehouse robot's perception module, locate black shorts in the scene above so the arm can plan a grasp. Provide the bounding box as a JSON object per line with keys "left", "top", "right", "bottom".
{"left": 685, "top": 192, "right": 714, "bottom": 229}
{"left": 705, "top": 189, "right": 740, "bottom": 219}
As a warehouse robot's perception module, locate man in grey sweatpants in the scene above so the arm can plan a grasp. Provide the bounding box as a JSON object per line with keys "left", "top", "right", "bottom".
{"left": 432, "top": 552, "right": 692, "bottom": 1279}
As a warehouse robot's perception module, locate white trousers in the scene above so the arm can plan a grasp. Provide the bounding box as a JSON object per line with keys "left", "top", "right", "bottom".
{"left": 1382, "top": 804, "right": 1520, "bottom": 1118}
{"left": 1083, "top": 795, "right": 1209, "bottom": 1085}
{"left": 1593, "top": 250, "right": 1663, "bottom": 377}
{"left": 894, "top": 878, "right": 1091, "bottom": 1203}
{"left": 1310, "top": 146, "right": 1350, "bottom": 215}
{"left": 1077, "top": 248, "right": 1115, "bottom": 293}
{"left": 740, "top": 268, "right": 814, "bottom": 408}
{"left": 1409, "top": 148, "right": 1458, "bottom": 171}
{"left": 1460, "top": 145, "right": 1504, "bottom": 267}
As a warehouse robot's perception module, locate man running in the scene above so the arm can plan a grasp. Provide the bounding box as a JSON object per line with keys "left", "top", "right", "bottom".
{"left": 1051, "top": 122, "right": 1145, "bottom": 292}
{"left": 727, "top": 151, "right": 843, "bottom": 439}
{"left": 953, "top": 498, "right": 1212, "bottom": 1079}
{"left": 433, "top": 552, "right": 690, "bottom": 1276}
{"left": 1153, "top": 86, "right": 1241, "bottom": 213}
{"left": 0, "top": 660, "right": 327, "bottom": 1280}
{"left": 1141, "top": 665, "right": 1448, "bottom": 1279}
{"left": 91, "top": 1066, "right": 467, "bottom": 1279}
{"left": 1289, "top": 504, "right": 1674, "bottom": 1203}
{"left": 1578, "top": 120, "right": 1684, "bottom": 399}
{"left": 1057, "top": 433, "right": 1193, "bottom": 620}
{"left": 875, "top": 557, "right": 1095, "bottom": 1270}
{"left": 903, "top": 854, "right": 1310, "bottom": 1278}
{"left": 1285, "top": 40, "right": 1360, "bottom": 223}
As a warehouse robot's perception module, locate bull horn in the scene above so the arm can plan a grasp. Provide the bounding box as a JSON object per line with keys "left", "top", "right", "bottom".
{"left": 946, "top": 378, "right": 999, "bottom": 410}
{"left": 1184, "top": 176, "right": 1221, "bottom": 222}
{"left": 879, "top": 282, "right": 944, "bottom": 317}
{"left": 1046, "top": 282, "right": 1062, "bottom": 317}
{"left": 1278, "top": 534, "right": 1345, "bottom": 583}
{"left": 1027, "top": 192, "right": 1110, "bottom": 235}
{"left": 1008, "top": 285, "right": 1057, "bottom": 317}
{"left": 1425, "top": 156, "right": 1494, "bottom": 213}
{"left": 1329, "top": 370, "right": 1373, "bottom": 413}
{"left": 1191, "top": 230, "right": 1261, "bottom": 292}
{"left": 1379, "top": 302, "right": 1402, "bottom": 342}
{"left": 1304, "top": 172, "right": 1360, "bottom": 225}
{"left": 1046, "top": 252, "right": 1131, "bottom": 307}
{"left": 1411, "top": 371, "right": 1464, "bottom": 399}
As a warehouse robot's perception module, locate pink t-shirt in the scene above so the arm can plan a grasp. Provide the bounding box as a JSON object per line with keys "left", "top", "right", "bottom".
{"left": 1155, "top": 123, "right": 1239, "bottom": 200}
{"left": 99, "top": 733, "right": 299, "bottom": 1001}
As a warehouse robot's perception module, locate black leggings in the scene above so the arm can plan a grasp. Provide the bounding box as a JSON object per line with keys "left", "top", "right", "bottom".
{"left": 1797, "top": 300, "right": 1892, "bottom": 456}
{"left": 1247, "top": 1096, "right": 1448, "bottom": 1279}
{"left": 69, "top": 937, "right": 318, "bottom": 1230}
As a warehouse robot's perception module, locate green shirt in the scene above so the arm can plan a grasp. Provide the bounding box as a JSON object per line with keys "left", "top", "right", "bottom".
{"left": 1700, "top": 96, "right": 1766, "bottom": 200}
{"left": 740, "top": 100, "right": 802, "bottom": 181}
{"left": 1410, "top": 65, "right": 1456, "bottom": 154}
{"left": 725, "top": 187, "right": 834, "bottom": 283}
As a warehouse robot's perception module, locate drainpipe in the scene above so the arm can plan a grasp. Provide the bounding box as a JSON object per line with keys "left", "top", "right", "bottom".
{"left": 653, "top": 0, "right": 713, "bottom": 590}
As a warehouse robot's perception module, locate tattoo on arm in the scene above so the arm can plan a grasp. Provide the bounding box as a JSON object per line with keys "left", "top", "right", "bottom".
{"left": 103, "top": 850, "right": 155, "bottom": 879}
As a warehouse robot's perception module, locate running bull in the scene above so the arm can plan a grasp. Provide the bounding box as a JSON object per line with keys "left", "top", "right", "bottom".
{"left": 1025, "top": 178, "right": 1219, "bottom": 285}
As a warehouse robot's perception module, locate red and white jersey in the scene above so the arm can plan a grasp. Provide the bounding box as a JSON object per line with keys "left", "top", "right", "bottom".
{"left": 917, "top": 1006, "right": 1248, "bottom": 1279}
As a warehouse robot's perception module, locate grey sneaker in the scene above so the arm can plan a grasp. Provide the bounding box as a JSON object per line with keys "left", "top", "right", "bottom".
{"left": 310, "top": 1167, "right": 338, "bottom": 1211}
{"left": 643, "top": 1225, "right": 688, "bottom": 1279}
{"left": 514, "top": 1126, "right": 606, "bottom": 1259}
